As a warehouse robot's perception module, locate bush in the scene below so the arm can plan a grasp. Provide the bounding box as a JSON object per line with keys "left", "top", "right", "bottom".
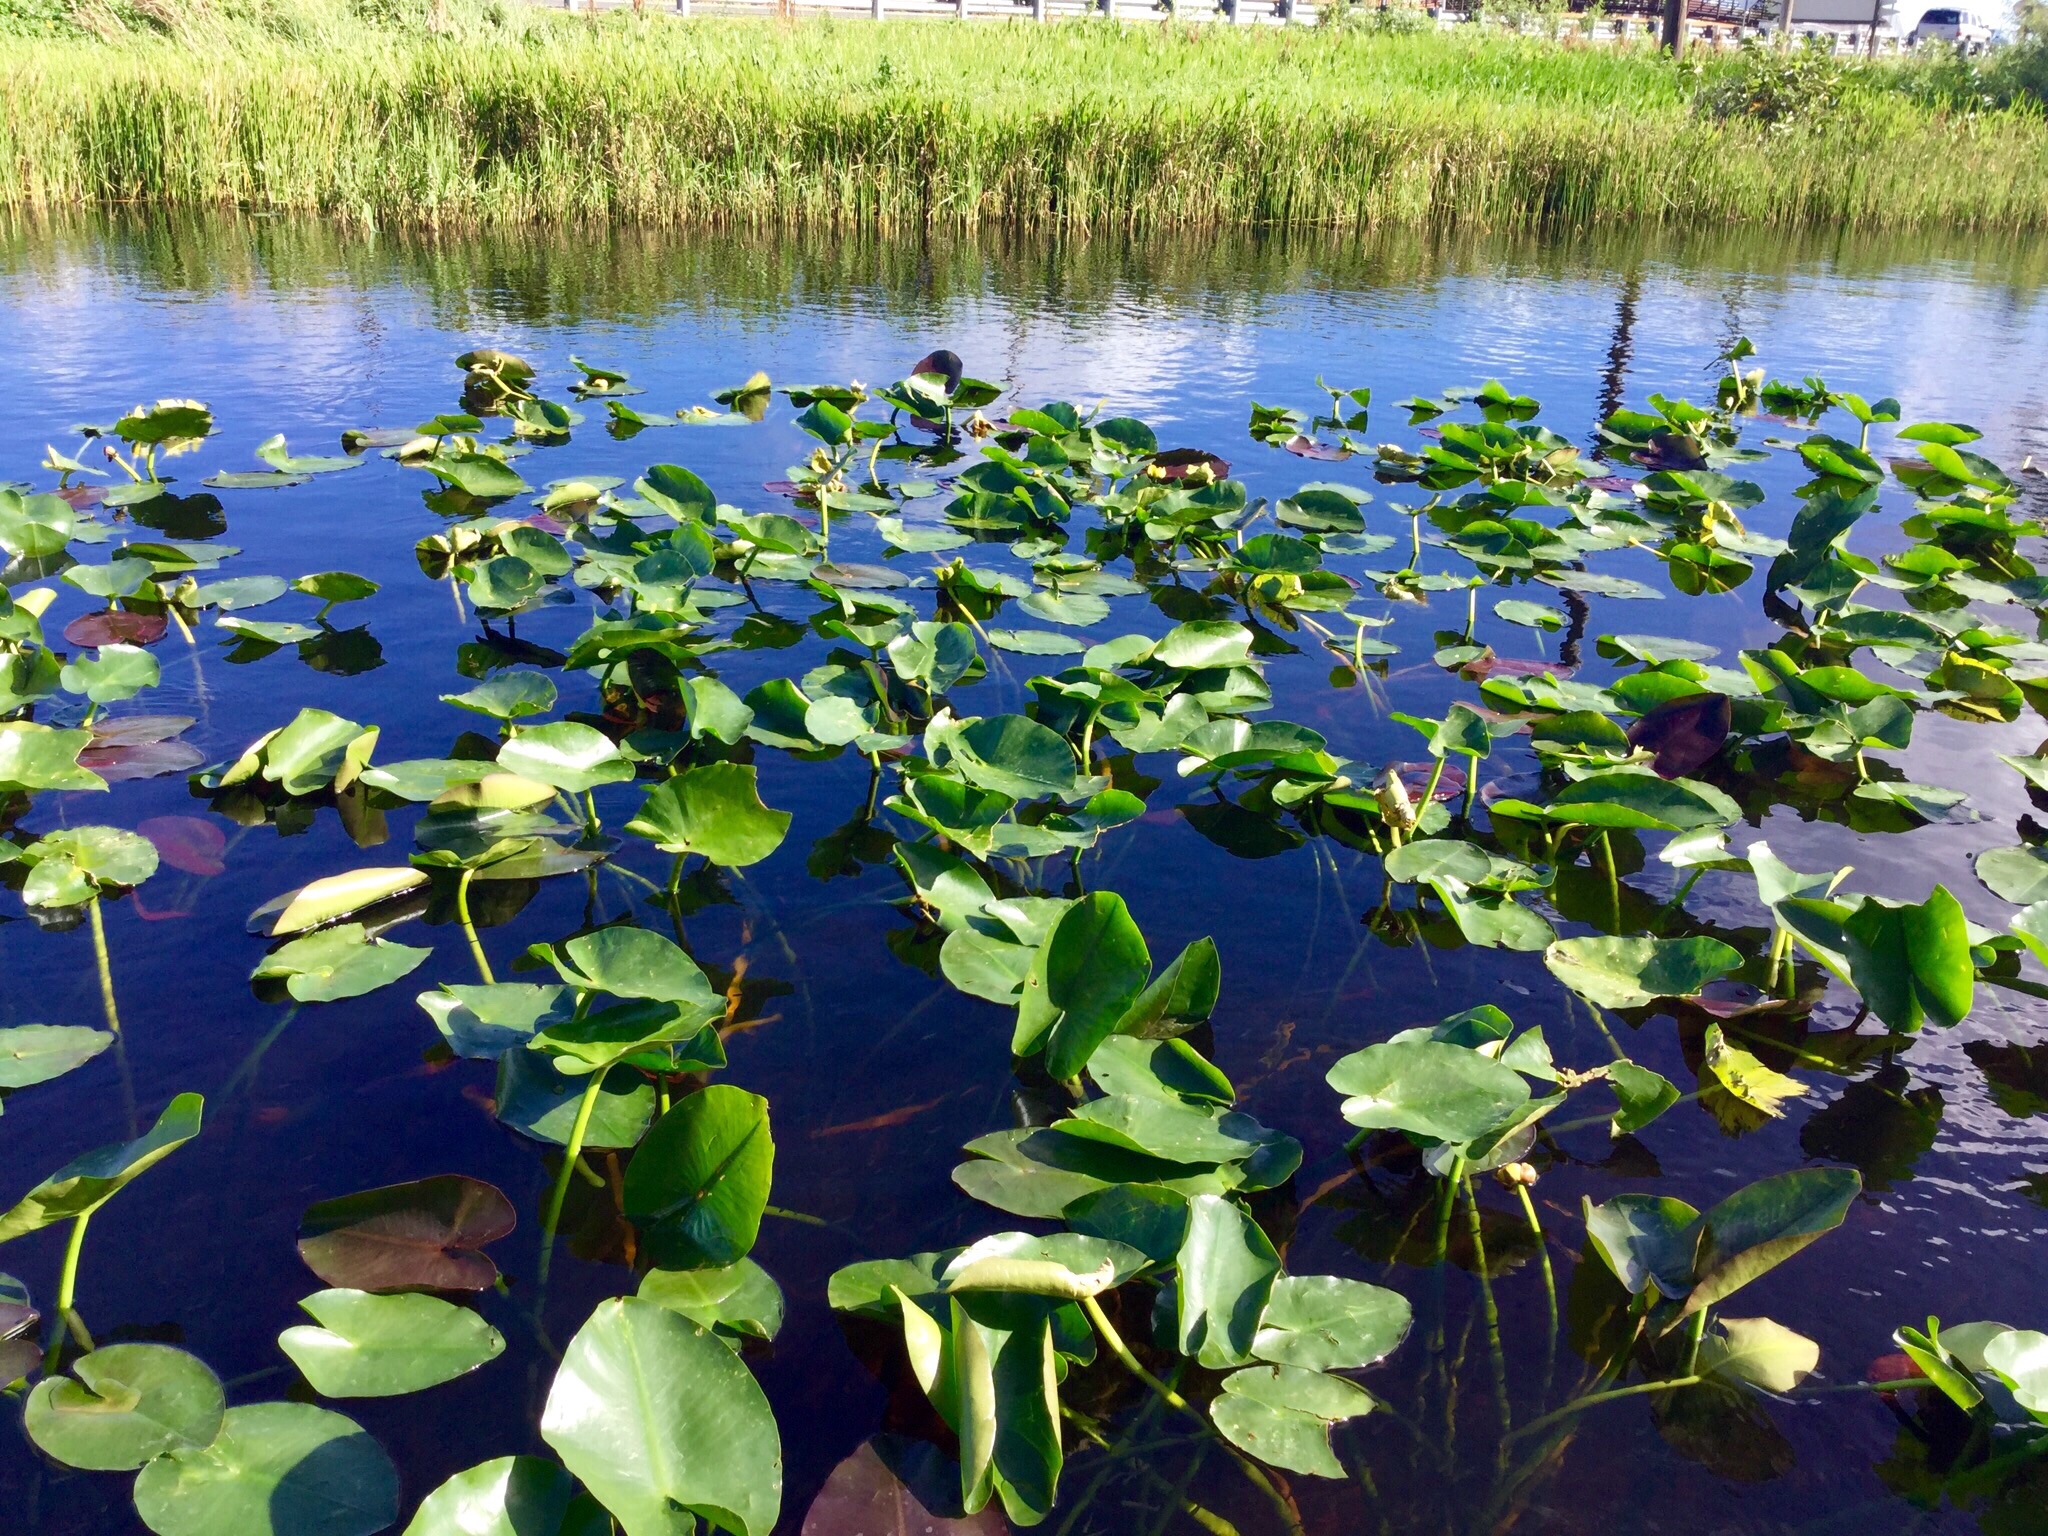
{"left": 1891, "top": 37, "right": 2048, "bottom": 113}
{"left": 1692, "top": 36, "right": 1843, "bottom": 130}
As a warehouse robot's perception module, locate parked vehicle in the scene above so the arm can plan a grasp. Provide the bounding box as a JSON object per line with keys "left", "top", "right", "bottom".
{"left": 1907, "top": 7, "right": 1995, "bottom": 47}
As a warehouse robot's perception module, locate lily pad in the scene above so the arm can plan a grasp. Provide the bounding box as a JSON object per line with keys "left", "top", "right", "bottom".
{"left": 1544, "top": 935, "right": 1743, "bottom": 1011}
{"left": 133, "top": 1401, "right": 400, "bottom": 1536}
{"left": 622, "top": 1086, "right": 775, "bottom": 1270}
{"left": 25, "top": 1344, "right": 225, "bottom": 1471}
{"left": 541, "top": 1297, "right": 782, "bottom": 1536}
{"left": 279, "top": 1288, "right": 506, "bottom": 1398}
{"left": 297, "top": 1175, "right": 516, "bottom": 1292}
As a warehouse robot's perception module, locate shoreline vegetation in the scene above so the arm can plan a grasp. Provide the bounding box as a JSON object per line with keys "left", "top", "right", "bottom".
{"left": 1, "top": 2, "right": 2047, "bottom": 230}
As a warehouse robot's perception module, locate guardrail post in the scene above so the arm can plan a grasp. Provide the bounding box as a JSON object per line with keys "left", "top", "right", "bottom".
{"left": 1103, "top": 0, "right": 1115, "bottom": 17}
{"left": 956, "top": 0, "right": 967, "bottom": 16}
{"left": 676, "top": 0, "right": 690, "bottom": 14}
{"left": 1033, "top": 0, "right": 1046, "bottom": 18}
{"left": 871, "top": 0, "right": 883, "bottom": 17}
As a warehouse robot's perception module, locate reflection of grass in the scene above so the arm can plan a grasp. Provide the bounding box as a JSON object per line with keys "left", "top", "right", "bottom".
{"left": 3, "top": 11, "right": 2048, "bottom": 229}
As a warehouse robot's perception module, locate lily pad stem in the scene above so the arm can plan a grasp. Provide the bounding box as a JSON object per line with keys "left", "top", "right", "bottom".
{"left": 763, "top": 1203, "right": 831, "bottom": 1228}
{"left": 1597, "top": 831, "right": 1621, "bottom": 931}
{"left": 1502, "top": 1374, "right": 1703, "bottom": 1444}
{"left": 1679, "top": 1306, "right": 1707, "bottom": 1377}
{"left": 1420, "top": 754, "right": 1447, "bottom": 812}
{"left": 1462, "top": 1176, "right": 1513, "bottom": 1441}
{"left": 540, "top": 1064, "right": 610, "bottom": 1267}
{"left": 455, "top": 866, "right": 494, "bottom": 984}
{"left": 88, "top": 897, "right": 121, "bottom": 1035}
{"left": 1462, "top": 750, "right": 1480, "bottom": 821}
{"left": 54, "top": 1209, "right": 92, "bottom": 1316}
{"left": 1077, "top": 1295, "right": 1306, "bottom": 1536}
{"left": 1515, "top": 1183, "right": 1560, "bottom": 1398}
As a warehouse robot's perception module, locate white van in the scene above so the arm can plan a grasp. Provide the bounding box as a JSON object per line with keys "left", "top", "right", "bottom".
{"left": 1907, "top": 7, "right": 1995, "bottom": 46}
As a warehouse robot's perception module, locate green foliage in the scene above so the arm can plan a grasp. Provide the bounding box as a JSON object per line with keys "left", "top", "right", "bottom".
{"left": 1, "top": 21, "right": 2045, "bottom": 229}
{"left": 1692, "top": 37, "right": 1844, "bottom": 131}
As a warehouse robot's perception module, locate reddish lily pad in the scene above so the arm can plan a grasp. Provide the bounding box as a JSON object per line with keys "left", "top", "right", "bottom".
{"left": 1627, "top": 692, "right": 1732, "bottom": 779}
{"left": 79, "top": 741, "right": 206, "bottom": 783}
{"left": 297, "top": 1175, "right": 516, "bottom": 1293}
{"left": 63, "top": 610, "right": 168, "bottom": 648}
{"left": 1283, "top": 434, "right": 1352, "bottom": 461}
{"left": 1393, "top": 761, "right": 1466, "bottom": 803}
{"left": 89, "top": 715, "right": 194, "bottom": 747}
{"left": 802, "top": 1441, "right": 1006, "bottom": 1536}
{"left": 138, "top": 816, "right": 227, "bottom": 877}
{"left": 1461, "top": 654, "right": 1575, "bottom": 681}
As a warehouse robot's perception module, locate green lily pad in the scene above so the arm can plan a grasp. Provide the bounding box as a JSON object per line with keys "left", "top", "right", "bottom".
{"left": 252, "top": 924, "right": 431, "bottom": 1004}
{"left": 279, "top": 1288, "right": 506, "bottom": 1398}
{"left": 625, "top": 763, "right": 791, "bottom": 868}
{"left": 133, "top": 1401, "right": 399, "bottom": 1536}
{"left": 541, "top": 1297, "right": 781, "bottom": 1536}
{"left": 1324, "top": 1040, "right": 1530, "bottom": 1143}
{"left": 25, "top": 1344, "right": 225, "bottom": 1471}
{"left": 622, "top": 1086, "right": 775, "bottom": 1270}
{"left": 1543, "top": 935, "right": 1743, "bottom": 1011}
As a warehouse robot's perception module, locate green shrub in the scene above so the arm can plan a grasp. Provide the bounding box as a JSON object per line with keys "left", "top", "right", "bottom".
{"left": 1692, "top": 36, "right": 1843, "bottom": 130}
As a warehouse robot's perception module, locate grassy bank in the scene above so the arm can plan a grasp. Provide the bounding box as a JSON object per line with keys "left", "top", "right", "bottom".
{"left": 2, "top": 3, "right": 2046, "bottom": 230}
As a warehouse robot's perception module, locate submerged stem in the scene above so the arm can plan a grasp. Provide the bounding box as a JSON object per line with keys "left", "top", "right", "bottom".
{"left": 1503, "top": 1375, "right": 1703, "bottom": 1444}
{"left": 88, "top": 897, "right": 121, "bottom": 1036}
{"left": 539, "top": 1065, "right": 609, "bottom": 1276}
{"left": 1515, "top": 1183, "right": 1560, "bottom": 1401}
{"left": 1078, "top": 1295, "right": 1306, "bottom": 1536}
{"left": 1462, "top": 1177, "right": 1513, "bottom": 1443}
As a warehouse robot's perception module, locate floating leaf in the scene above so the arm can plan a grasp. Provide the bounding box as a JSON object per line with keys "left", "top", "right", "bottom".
{"left": 1251, "top": 1275, "right": 1411, "bottom": 1373}
{"left": 0, "top": 722, "right": 104, "bottom": 793}
{"left": 1175, "top": 1193, "right": 1279, "bottom": 1369}
{"left": 1325, "top": 1040, "right": 1530, "bottom": 1143}
{"left": 0, "top": 1025, "right": 114, "bottom": 1090}
{"left": 252, "top": 924, "right": 431, "bottom": 1004}
{"left": 1697, "top": 1316, "right": 1820, "bottom": 1393}
{"left": 25, "top": 1344, "right": 224, "bottom": 1471}
{"left": 541, "top": 1297, "right": 782, "bottom": 1536}
{"left": 0, "top": 1093, "right": 203, "bottom": 1243}
{"left": 279, "top": 1288, "right": 505, "bottom": 1398}
{"left": 1544, "top": 935, "right": 1742, "bottom": 1011}
{"left": 1701, "top": 1024, "right": 1807, "bottom": 1121}
{"left": 133, "top": 1401, "right": 399, "bottom": 1536}
{"left": 400, "top": 1457, "right": 581, "bottom": 1536}
{"left": 297, "top": 1175, "right": 516, "bottom": 1293}
{"left": 1211, "top": 1363, "right": 1374, "bottom": 1478}
{"left": 626, "top": 764, "right": 791, "bottom": 868}
{"left": 800, "top": 1441, "right": 1006, "bottom": 1536}
{"left": 622, "top": 1086, "right": 775, "bottom": 1270}
{"left": 64, "top": 610, "right": 167, "bottom": 647}
{"left": 497, "top": 722, "right": 632, "bottom": 793}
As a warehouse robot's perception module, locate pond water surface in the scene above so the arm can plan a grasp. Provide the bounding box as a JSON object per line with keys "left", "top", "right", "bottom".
{"left": 3, "top": 217, "right": 2047, "bottom": 1535}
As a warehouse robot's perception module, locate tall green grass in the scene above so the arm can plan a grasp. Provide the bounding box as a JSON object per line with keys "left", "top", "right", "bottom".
{"left": 2, "top": 10, "right": 2045, "bottom": 230}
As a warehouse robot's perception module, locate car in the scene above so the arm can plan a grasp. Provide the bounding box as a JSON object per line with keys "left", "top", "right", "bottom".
{"left": 1907, "top": 7, "right": 1996, "bottom": 47}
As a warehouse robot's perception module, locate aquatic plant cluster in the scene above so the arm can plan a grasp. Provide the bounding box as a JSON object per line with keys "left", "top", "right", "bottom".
{"left": 2, "top": 338, "right": 2047, "bottom": 1533}
{"left": 5, "top": 21, "right": 2048, "bottom": 232}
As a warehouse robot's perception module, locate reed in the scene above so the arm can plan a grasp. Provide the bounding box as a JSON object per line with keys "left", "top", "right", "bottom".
{"left": 2, "top": 8, "right": 2045, "bottom": 230}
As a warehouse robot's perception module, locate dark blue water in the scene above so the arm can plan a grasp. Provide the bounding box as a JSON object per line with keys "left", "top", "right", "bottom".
{"left": 3, "top": 216, "right": 2047, "bottom": 1534}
